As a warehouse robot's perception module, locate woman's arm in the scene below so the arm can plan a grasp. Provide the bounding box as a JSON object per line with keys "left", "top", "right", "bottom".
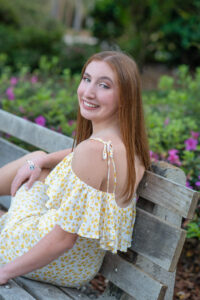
{"left": 37, "top": 148, "right": 72, "bottom": 169}
{"left": 0, "top": 225, "right": 77, "bottom": 284}
{"left": 11, "top": 148, "right": 72, "bottom": 196}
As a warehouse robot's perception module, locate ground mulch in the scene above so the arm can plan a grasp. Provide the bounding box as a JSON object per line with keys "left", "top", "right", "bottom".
{"left": 173, "top": 238, "right": 200, "bottom": 300}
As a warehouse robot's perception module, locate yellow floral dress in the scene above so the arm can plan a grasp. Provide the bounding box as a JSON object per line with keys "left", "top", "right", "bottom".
{"left": 0, "top": 138, "right": 137, "bottom": 287}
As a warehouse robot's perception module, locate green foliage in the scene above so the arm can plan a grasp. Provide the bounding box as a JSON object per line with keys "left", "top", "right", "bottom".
{"left": 0, "top": 57, "right": 80, "bottom": 138}
{"left": 142, "top": 65, "right": 200, "bottom": 238}
{"left": 0, "top": 24, "right": 64, "bottom": 71}
{"left": 89, "top": 0, "right": 128, "bottom": 42}
{"left": 89, "top": 0, "right": 200, "bottom": 67}
{"left": 186, "top": 217, "right": 200, "bottom": 239}
{"left": 0, "top": 0, "right": 55, "bottom": 29}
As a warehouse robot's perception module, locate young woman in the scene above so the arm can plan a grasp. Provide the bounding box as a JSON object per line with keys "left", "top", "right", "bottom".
{"left": 0, "top": 51, "right": 151, "bottom": 287}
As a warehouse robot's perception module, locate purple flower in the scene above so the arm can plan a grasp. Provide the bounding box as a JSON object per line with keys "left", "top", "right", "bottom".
{"left": 10, "top": 77, "right": 18, "bottom": 86}
{"left": 167, "top": 149, "right": 181, "bottom": 166}
{"left": 186, "top": 181, "right": 193, "bottom": 189}
{"left": 184, "top": 138, "right": 198, "bottom": 151}
{"left": 19, "top": 106, "right": 25, "bottom": 113}
{"left": 191, "top": 131, "right": 199, "bottom": 139}
{"left": 31, "top": 76, "right": 38, "bottom": 84}
{"left": 68, "top": 120, "right": 75, "bottom": 126}
{"left": 6, "top": 87, "right": 15, "bottom": 100}
{"left": 150, "top": 150, "right": 159, "bottom": 162}
{"left": 35, "top": 115, "right": 46, "bottom": 127}
{"left": 164, "top": 118, "right": 170, "bottom": 126}
{"left": 57, "top": 126, "right": 62, "bottom": 133}
{"left": 195, "top": 181, "right": 200, "bottom": 187}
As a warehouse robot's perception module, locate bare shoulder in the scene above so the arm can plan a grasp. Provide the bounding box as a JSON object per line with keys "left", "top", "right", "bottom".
{"left": 72, "top": 139, "right": 106, "bottom": 190}
{"left": 135, "top": 154, "right": 146, "bottom": 184}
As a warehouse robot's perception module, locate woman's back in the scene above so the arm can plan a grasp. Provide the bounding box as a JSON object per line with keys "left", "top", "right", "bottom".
{"left": 72, "top": 136, "right": 145, "bottom": 208}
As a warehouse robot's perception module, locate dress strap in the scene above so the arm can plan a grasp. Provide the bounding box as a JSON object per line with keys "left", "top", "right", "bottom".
{"left": 89, "top": 138, "right": 117, "bottom": 194}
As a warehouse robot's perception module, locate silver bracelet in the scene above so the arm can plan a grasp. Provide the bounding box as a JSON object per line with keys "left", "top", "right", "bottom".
{"left": 26, "top": 160, "right": 35, "bottom": 171}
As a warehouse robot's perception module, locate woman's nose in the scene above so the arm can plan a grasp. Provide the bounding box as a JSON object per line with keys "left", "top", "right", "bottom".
{"left": 84, "top": 84, "right": 95, "bottom": 98}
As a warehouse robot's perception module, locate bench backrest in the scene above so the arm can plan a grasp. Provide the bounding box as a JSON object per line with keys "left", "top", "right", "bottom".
{"left": 0, "top": 109, "right": 199, "bottom": 300}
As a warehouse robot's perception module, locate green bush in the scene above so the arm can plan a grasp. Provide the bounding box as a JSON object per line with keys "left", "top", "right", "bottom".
{"left": 89, "top": 0, "right": 200, "bottom": 67}
{"left": 0, "top": 58, "right": 79, "bottom": 138}
{"left": 0, "top": 24, "right": 65, "bottom": 71}
{"left": 142, "top": 65, "right": 200, "bottom": 239}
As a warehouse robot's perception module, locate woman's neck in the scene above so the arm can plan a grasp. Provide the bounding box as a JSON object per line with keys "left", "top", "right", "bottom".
{"left": 91, "top": 120, "right": 121, "bottom": 139}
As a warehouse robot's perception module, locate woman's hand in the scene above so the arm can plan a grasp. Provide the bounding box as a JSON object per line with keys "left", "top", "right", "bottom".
{"left": 0, "top": 267, "right": 9, "bottom": 285}
{"left": 11, "top": 152, "right": 46, "bottom": 197}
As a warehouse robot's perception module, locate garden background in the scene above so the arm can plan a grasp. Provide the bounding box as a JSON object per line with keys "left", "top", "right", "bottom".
{"left": 0, "top": 0, "right": 199, "bottom": 298}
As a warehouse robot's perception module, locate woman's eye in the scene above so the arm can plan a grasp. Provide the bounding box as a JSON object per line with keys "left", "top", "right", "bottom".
{"left": 83, "top": 77, "right": 90, "bottom": 82}
{"left": 99, "top": 83, "right": 109, "bottom": 89}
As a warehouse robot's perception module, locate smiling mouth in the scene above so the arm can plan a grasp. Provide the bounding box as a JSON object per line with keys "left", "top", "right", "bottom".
{"left": 82, "top": 100, "right": 99, "bottom": 108}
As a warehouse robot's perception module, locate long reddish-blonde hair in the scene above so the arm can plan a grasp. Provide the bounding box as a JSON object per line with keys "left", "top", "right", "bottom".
{"left": 72, "top": 51, "right": 151, "bottom": 201}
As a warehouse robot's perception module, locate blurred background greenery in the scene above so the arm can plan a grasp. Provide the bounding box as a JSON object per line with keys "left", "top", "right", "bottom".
{"left": 0, "top": 0, "right": 199, "bottom": 72}
{"left": 0, "top": 0, "right": 200, "bottom": 243}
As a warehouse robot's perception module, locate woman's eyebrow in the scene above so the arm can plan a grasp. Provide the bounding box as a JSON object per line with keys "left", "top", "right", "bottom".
{"left": 84, "top": 72, "right": 113, "bottom": 84}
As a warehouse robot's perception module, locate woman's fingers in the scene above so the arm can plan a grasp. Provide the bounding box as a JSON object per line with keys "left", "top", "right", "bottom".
{"left": 11, "top": 165, "right": 42, "bottom": 196}
{"left": 11, "top": 174, "right": 27, "bottom": 196}
{"left": 25, "top": 170, "right": 40, "bottom": 190}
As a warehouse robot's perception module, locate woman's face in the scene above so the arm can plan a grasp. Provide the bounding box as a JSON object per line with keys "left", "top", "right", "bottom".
{"left": 77, "top": 60, "right": 119, "bottom": 124}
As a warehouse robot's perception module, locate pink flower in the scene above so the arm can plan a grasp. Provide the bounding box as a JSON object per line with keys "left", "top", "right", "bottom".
{"left": 184, "top": 138, "right": 198, "bottom": 151}
{"left": 6, "top": 87, "right": 15, "bottom": 100}
{"left": 195, "top": 181, "right": 200, "bottom": 187}
{"left": 35, "top": 115, "right": 46, "bottom": 127}
{"left": 31, "top": 76, "right": 38, "bottom": 84}
{"left": 191, "top": 131, "right": 199, "bottom": 139}
{"left": 164, "top": 118, "right": 170, "bottom": 126}
{"left": 167, "top": 149, "right": 181, "bottom": 166}
{"left": 10, "top": 77, "right": 18, "bottom": 85}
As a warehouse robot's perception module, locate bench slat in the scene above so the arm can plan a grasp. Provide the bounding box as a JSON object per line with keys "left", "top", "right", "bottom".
{"left": 100, "top": 252, "right": 167, "bottom": 300}
{"left": 60, "top": 287, "right": 92, "bottom": 299}
{"left": 0, "top": 138, "right": 28, "bottom": 167}
{"left": 15, "top": 277, "right": 72, "bottom": 300}
{"left": 0, "top": 109, "right": 73, "bottom": 152}
{"left": 0, "top": 279, "right": 35, "bottom": 299}
{"left": 138, "top": 171, "right": 199, "bottom": 219}
{"left": 132, "top": 207, "right": 186, "bottom": 272}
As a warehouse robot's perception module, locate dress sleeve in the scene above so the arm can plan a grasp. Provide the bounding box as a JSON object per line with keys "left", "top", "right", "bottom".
{"left": 52, "top": 182, "right": 136, "bottom": 254}
{"left": 45, "top": 154, "right": 136, "bottom": 254}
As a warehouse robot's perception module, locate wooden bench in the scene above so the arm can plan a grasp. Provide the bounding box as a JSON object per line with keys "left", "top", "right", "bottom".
{"left": 0, "top": 109, "right": 199, "bottom": 300}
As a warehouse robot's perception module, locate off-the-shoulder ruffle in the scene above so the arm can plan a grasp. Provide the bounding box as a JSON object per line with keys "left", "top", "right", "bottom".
{"left": 44, "top": 153, "right": 136, "bottom": 254}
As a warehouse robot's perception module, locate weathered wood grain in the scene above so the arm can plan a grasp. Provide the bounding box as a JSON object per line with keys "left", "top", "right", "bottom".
{"left": 0, "top": 138, "right": 28, "bottom": 208}
{"left": 60, "top": 286, "right": 92, "bottom": 299}
{"left": 132, "top": 207, "right": 186, "bottom": 272}
{"left": 15, "top": 277, "right": 72, "bottom": 300}
{"left": 100, "top": 252, "right": 167, "bottom": 300}
{"left": 0, "top": 279, "right": 35, "bottom": 299}
{"left": 138, "top": 171, "right": 199, "bottom": 219}
{"left": 136, "top": 159, "right": 188, "bottom": 300}
{"left": 0, "top": 109, "right": 73, "bottom": 152}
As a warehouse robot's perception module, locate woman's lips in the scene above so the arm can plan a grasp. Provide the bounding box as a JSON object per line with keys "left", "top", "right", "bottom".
{"left": 82, "top": 99, "right": 100, "bottom": 110}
